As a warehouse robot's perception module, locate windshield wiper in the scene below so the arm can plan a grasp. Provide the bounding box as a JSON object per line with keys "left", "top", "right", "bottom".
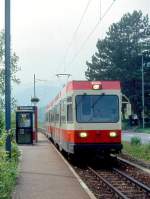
{"left": 91, "top": 93, "right": 105, "bottom": 109}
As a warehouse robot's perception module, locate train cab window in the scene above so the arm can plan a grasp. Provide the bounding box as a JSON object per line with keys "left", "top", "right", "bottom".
{"left": 67, "top": 97, "right": 73, "bottom": 122}
{"left": 76, "top": 95, "right": 119, "bottom": 123}
{"left": 82, "top": 96, "right": 91, "bottom": 115}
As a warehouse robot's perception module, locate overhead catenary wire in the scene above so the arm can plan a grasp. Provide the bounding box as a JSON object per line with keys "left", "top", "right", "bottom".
{"left": 100, "top": 0, "right": 102, "bottom": 21}
{"left": 67, "top": 0, "right": 117, "bottom": 67}
{"left": 63, "top": 0, "right": 93, "bottom": 72}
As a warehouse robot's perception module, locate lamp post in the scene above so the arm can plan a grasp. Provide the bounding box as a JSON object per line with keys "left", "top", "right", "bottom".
{"left": 31, "top": 74, "right": 40, "bottom": 106}
{"left": 5, "top": 0, "right": 11, "bottom": 157}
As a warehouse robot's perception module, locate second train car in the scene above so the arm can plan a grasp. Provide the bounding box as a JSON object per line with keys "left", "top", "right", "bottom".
{"left": 45, "top": 80, "right": 122, "bottom": 155}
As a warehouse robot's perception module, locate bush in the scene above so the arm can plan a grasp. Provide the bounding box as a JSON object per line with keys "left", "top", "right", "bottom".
{"left": 0, "top": 110, "right": 4, "bottom": 136}
{"left": 131, "top": 136, "right": 141, "bottom": 145}
{"left": 144, "top": 144, "right": 150, "bottom": 154}
{"left": 122, "top": 120, "right": 129, "bottom": 130}
{"left": 0, "top": 130, "right": 20, "bottom": 199}
{"left": 123, "top": 141, "right": 150, "bottom": 162}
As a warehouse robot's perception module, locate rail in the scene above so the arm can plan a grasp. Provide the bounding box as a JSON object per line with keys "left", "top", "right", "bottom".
{"left": 113, "top": 168, "right": 150, "bottom": 192}
{"left": 88, "top": 167, "right": 129, "bottom": 199}
{"left": 88, "top": 166, "right": 150, "bottom": 198}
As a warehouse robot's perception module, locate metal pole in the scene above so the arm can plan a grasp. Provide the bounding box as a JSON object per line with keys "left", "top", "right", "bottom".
{"left": 141, "top": 54, "right": 145, "bottom": 128}
{"left": 5, "top": 0, "right": 11, "bottom": 156}
{"left": 34, "top": 74, "right": 36, "bottom": 97}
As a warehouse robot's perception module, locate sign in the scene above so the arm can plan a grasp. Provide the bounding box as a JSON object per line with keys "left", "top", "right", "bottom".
{"left": 17, "top": 106, "right": 35, "bottom": 111}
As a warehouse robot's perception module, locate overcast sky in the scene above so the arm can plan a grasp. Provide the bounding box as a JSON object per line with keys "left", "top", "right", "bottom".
{"left": 0, "top": 0, "right": 150, "bottom": 88}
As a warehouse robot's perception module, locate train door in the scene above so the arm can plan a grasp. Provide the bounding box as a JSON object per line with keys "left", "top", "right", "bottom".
{"left": 16, "top": 112, "right": 33, "bottom": 144}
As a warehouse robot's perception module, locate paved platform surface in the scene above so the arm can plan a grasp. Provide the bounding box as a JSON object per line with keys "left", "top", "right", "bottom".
{"left": 12, "top": 133, "right": 90, "bottom": 199}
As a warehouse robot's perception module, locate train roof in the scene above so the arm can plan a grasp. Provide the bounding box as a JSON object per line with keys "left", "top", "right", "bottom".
{"left": 65, "top": 80, "right": 120, "bottom": 91}
{"left": 46, "top": 80, "right": 121, "bottom": 110}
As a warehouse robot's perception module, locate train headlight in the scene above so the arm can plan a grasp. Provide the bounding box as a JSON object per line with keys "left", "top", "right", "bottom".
{"left": 79, "top": 132, "right": 88, "bottom": 138}
{"left": 93, "top": 84, "right": 100, "bottom": 90}
{"left": 91, "top": 81, "right": 102, "bottom": 90}
{"left": 109, "top": 131, "right": 117, "bottom": 138}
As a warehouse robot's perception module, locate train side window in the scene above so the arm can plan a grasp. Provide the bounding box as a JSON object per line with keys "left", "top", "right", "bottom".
{"left": 61, "top": 99, "right": 66, "bottom": 123}
{"left": 67, "top": 97, "right": 72, "bottom": 103}
{"left": 55, "top": 105, "right": 59, "bottom": 123}
{"left": 67, "top": 97, "right": 73, "bottom": 122}
{"left": 49, "top": 111, "right": 51, "bottom": 122}
{"left": 51, "top": 111, "right": 54, "bottom": 122}
{"left": 46, "top": 112, "right": 48, "bottom": 122}
{"left": 54, "top": 107, "right": 56, "bottom": 122}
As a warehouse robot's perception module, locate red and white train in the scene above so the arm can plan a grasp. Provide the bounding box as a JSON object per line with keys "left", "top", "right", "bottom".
{"left": 45, "top": 80, "right": 122, "bottom": 155}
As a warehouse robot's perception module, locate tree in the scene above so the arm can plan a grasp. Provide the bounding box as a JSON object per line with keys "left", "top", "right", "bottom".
{"left": 0, "top": 109, "right": 4, "bottom": 135}
{"left": 0, "top": 31, "right": 20, "bottom": 109}
{"left": 85, "top": 10, "right": 150, "bottom": 117}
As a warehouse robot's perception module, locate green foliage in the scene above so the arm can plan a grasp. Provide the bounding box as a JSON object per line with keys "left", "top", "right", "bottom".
{"left": 131, "top": 136, "right": 141, "bottom": 145}
{"left": 11, "top": 112, "right": 16, "bottom": 129}
{"left": 85, "top": 10, "right": 150, "bottom": 116}
{"left": 0, "top": 109, "right": 4, "bottom": 135}
{"left": 0, "top": 130, "right": 20, "bottom": 199}
{"left": 122, "top": 120, "right": 129, "bottom": 130}
{"left": 123, "top": 142, "right": 150, "bottom": 162}
{"left": 0, "top": 31, "right": 20, "bottom": 109}
{"left": 136, "top": 127, "right": 150, "bottom": 134}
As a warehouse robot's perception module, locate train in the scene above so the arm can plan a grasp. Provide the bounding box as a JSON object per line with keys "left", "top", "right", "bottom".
{"left": 45, "top": 80, "right": 122, "bottom": 156}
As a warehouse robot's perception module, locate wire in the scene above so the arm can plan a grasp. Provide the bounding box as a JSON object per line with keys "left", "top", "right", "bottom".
{"left": 63, "top": 0, "right": 93, "bottom": 72}
{"left": 72, "top": 0, "right": 93, "bottom": 41}
{"left": 67, "top": 0, "right": 117, "bottom": 66}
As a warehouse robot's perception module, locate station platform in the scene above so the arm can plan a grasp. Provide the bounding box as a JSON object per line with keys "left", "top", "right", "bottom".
{"left": 12, "top": 133, "right": 92, "bottom": 199}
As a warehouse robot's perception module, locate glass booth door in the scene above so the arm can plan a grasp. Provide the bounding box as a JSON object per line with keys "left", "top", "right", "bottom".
{"left": 16, "top": 112, "right": 33, "bottom": 144}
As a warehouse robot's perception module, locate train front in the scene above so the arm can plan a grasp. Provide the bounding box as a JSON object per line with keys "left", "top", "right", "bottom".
{"left": 69, "top": 81, "right": 122, "bottom": 155}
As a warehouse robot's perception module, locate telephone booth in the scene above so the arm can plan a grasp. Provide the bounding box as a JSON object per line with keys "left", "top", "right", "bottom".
{"left": 16, "top": 106, "right": 38, "bottom": 144}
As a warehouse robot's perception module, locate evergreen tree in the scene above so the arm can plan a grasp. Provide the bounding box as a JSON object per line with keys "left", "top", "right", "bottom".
{"left": 85, "top": 10, "right": 150, "bottom": 116}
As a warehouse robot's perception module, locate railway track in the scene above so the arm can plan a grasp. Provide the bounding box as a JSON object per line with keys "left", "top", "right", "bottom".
{"left": 73, "top": 155, "right": 150, "bottom": 199}
{"left": 116, "top": 156, "right": 150, "bottom": 187}
{"left": 75, "top": 165, "right": 150, "bottom": 199}
{"left": 41, "top": 131, "right": 150, "bottom": 198}
{"left": 89, "top": 166, "right": 150, "bottom": 199}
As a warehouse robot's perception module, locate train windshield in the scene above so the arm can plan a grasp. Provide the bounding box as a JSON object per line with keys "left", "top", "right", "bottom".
{"left": 76, "top": 95, "right": 119, "bottom": 123}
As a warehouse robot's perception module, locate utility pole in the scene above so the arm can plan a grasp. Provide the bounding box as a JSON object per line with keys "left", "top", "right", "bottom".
{"left": 141, "top": 54, "right": 145, "bottom": 128}
{"left": 5, "top": 0, "right": 11, "bottom": 156}
{"left": 34, "top": 74, "right": 36, "bottom": 97}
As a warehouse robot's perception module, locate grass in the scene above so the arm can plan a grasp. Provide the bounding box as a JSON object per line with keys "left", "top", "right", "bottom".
{"left": 123, "top": 141, "right": 150, "bottom": 163}
{"left": 0, "top": 131, "right": 20, "bottom": 199}
{"left": 135, "top": 127, "right": 150, "bottom": 134}
{"left": 122, "top": 120, "right": 150, "bottom": 134}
